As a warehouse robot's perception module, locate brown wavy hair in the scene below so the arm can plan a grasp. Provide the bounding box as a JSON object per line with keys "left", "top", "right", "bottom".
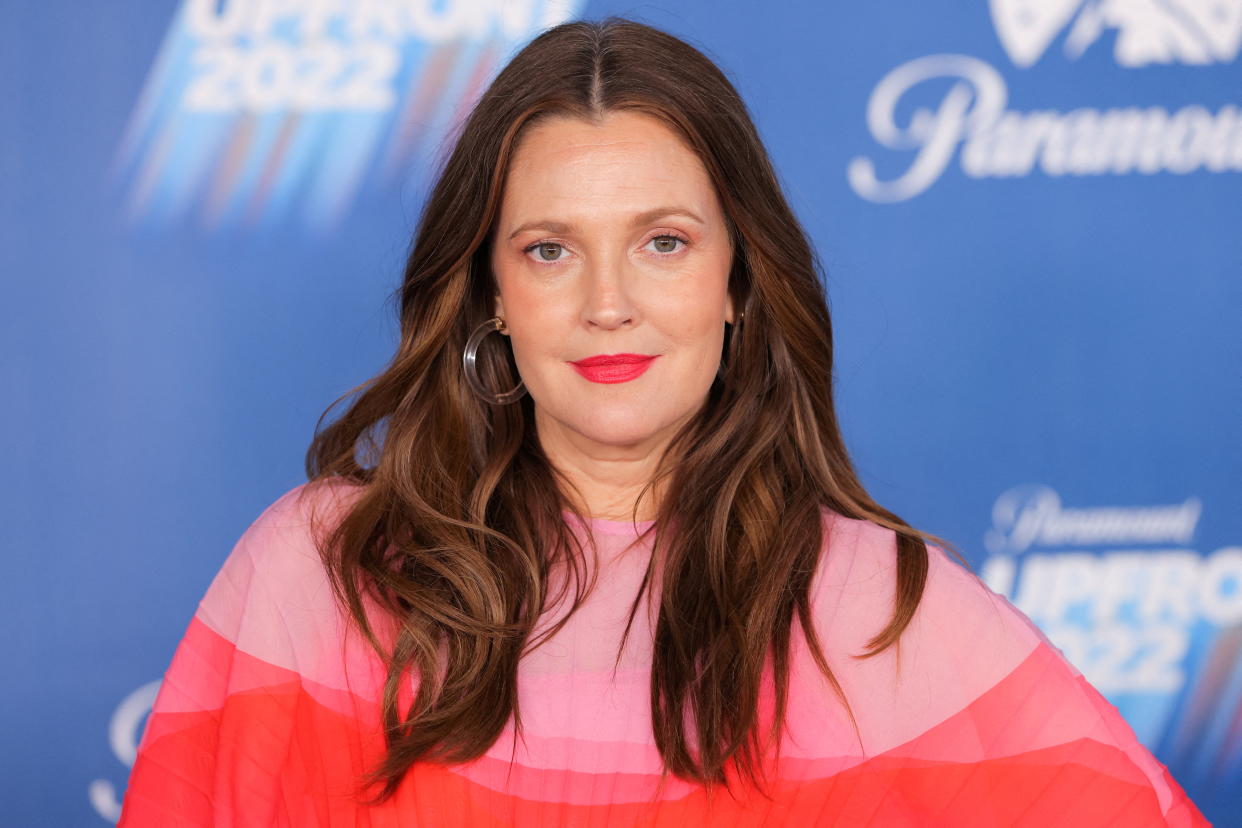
{"left": 301, "top": 15, "right": 963, "bottom": 804}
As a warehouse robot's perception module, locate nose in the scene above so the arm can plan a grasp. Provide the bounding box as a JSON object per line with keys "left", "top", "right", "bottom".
{"left": 580, "top": 250, "right": 637, "bottom": 331}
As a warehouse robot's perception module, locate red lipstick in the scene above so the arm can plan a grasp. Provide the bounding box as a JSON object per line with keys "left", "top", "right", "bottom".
{"left": 569, "top": 353, "right": 659, "bottom": 384}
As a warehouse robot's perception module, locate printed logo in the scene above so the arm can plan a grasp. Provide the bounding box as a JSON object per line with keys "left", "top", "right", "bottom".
{"left": 88, "top": 680, "right": 161, "bottom": 822}
{"left": 112, "top": 0, "right": 586, "bottom": 233}
{"left": 983, "top": 483, "right": 1202, "bottom": 555}
{"left": 850, "top": 2, "right": 1242, "bottom": 202}
{"left": 990, "top": 0, "right": 1242, "bottom": 68}
{"left": 977, "top": 484, "right": 1242, "bottom": 788}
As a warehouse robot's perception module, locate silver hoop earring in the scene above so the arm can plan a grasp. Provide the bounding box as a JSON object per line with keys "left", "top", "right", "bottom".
{"left": 463, "top": 316, "right": 527, "bottom": 405}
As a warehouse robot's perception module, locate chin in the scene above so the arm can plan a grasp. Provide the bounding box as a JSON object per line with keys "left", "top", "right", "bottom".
{"left": 571, "top": 406, "right": 683, "bottom": 447}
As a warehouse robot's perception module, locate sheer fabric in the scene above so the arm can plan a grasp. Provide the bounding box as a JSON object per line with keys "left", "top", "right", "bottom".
{"left": 118, "top": 480, "right": 1209, "bottom": 826}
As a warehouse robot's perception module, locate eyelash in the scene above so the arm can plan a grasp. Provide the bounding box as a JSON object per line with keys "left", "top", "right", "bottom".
{"left": 521, "top": 232, "right": 691, "bottom": 264}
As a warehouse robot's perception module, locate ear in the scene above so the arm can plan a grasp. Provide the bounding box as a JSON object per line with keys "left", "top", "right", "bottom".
{"left": 725, "top": 291, "right": 736, "bottom": 325}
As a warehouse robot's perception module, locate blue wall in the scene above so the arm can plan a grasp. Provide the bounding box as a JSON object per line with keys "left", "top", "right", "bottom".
{"left": 3, "top": 1, "right": 1238, "bottom": 823}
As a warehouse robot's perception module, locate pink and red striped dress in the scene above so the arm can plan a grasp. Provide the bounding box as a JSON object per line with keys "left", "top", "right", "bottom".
{"left": 118, "top": 479, "right": 1209, "bottom": 826}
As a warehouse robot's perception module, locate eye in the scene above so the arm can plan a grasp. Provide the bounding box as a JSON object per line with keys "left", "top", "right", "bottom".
{"left": 647, "top": 233, "right": 690, "bottom": 254}
{"left": 523, "top": 241, "right": 567, "bottom": 263}
{"left": 520, "top": 233, "right": 691, "bottom": 265}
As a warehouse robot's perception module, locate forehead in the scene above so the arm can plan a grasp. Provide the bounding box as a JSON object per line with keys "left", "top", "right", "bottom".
{"left": 497, "top": 110, "right": 719, "bottom": 223}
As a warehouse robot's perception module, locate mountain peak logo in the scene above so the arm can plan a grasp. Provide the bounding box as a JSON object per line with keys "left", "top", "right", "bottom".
{"left": 989, "top": 0, "right": 1242, "bottom": 67}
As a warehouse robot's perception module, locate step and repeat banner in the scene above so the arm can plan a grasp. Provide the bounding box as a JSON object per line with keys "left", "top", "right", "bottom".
{"left": 3, "top": 1, "right": 1239, "bottom": 824}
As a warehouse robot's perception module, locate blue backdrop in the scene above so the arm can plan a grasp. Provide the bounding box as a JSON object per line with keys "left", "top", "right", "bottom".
{"left": 3, "top": 1, "right": 1239, "bottom": 824}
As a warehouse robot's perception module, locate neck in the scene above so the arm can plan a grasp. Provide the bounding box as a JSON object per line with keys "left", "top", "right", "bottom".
{"left": 534, "top": 408, "right": 679, "bottom": 522}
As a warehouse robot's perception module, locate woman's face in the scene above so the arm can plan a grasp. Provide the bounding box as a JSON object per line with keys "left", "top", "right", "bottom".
{"left": 489, "top": 110, "right": 734, "bottom": 453}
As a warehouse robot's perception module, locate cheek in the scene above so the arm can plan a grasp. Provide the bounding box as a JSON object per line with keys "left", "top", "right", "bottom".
{"left": 506, "top": 307, "right": 566, "bottom": 362}
{"left": 649, "top": 280, "right": 729, "bottom": 346}
{"left": 495, "top": 274, "right": 562, "bottom": 345}
{"left": 501, "top": 302, "right": 573, "bottom": 386}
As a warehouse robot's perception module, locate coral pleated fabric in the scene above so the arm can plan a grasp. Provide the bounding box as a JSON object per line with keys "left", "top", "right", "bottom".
{"left": 119, "top": 480, "right": 1209, "bottom": 826}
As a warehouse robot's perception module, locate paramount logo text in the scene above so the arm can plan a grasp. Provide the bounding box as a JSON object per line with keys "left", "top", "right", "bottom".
{"left": 983, "top": 483, "right": 1201, "bottom": 555}
{"left": 978, "top": 485, "right": 1234, "bottom": 695}
{"left": 849, "top": 55, "right": 1242, "bottom": 202}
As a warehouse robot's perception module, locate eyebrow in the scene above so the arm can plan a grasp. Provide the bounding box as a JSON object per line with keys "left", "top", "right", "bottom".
{"left": 506, "top": 206, "right": 705, "bottom": 240}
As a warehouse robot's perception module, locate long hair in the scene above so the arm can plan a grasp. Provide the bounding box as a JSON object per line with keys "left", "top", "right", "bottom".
{"left": 302, "top": 15, "right": 962, "bottom": 804}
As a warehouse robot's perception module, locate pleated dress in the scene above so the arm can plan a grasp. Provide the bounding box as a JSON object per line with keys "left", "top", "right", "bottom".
{"left": 118, "top": 479, "right": 1210, "bottom": 826}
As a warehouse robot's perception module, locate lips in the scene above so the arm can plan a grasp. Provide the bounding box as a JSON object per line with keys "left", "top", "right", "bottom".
{"left": 569, "top": 353, "right": 659, "bottom": 384}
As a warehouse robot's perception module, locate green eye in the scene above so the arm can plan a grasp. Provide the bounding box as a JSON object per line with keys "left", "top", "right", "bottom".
{"left": 649, "top": 234, "right": 689, "bottom": 254}
{"left": 524, "top": 242, "right": 565, "bottom": 262}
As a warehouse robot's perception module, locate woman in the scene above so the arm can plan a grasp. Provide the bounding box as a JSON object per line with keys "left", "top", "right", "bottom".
{"left": 118, "top": 17, "right": 1208, "bottom": 826}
